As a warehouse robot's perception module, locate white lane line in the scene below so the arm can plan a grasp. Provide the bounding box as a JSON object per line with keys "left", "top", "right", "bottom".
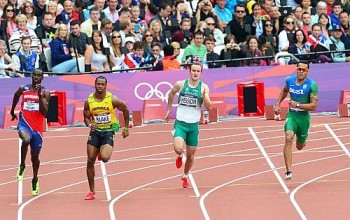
{"left": 188, "top": 173, "right": 200, "bottom": 198}
{"left": 108, "top": 174, "right": 182, "bottom": 220}
{"left": 17, "top": 160, "right": 175, "bottom": 220}
{"left": 200, "top": 169, "right": 271, "bottom": 220}
{"left": 17, "top": 138, "right": 22, "bottom": 206}
{"left": 2, "top": 119, "right": 349, "bottom": 141}
{"left": 290, "top": 167, "right": 350, "bottom": 220}
{"left": 248, "top": 127, "right": 289, "bottom": 194}
{"left": 325, "top": 124, "right": 350, "bottom": 158}
{"left": 286, "top": 124, "right": 350, "bottom": 220}
{"left": 100, "top": 161, "right": 111, "bottom": 201}
{"left": 16, "top": 148, "right": 346, "bottom": 220}
{"left": 15, "top": 122, "right": 350, "bottom": 219}
{"left": 198, "top": 153, "right": 346, "bottom": 220}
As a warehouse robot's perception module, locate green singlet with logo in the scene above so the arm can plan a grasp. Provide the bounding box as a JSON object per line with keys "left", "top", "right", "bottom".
{"left": 176, "top": 79, "right": 203, "bottom": 123}
{"left": 285, "top": 74, "right": 318, "bottom": 143}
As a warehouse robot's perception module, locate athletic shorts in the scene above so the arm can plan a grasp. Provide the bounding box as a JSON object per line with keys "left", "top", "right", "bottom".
{"left": 87, "top": 130, "right": 115, "bottom": 148}
{"left": 17, "top": 115, "right": 43, "bottom": 151}
{"left": 173, "top": 120, "right": 199, "bottom": 147}
{"left": 284, "top": 111, "right": 310, "bottom": 144}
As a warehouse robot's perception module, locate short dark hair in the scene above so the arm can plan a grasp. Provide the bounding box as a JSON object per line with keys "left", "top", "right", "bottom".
{"left": 133, "top": 41, "right": 144, "bottom": 50}
{"left": 75, "top": 0, "right": 85, "bottom": 9}
{"left": 293, "top": 29, "right": 307, "bottom": 44}
{"left": 151, "top": 42, "right": 162, "bottom": 49}
{"left": 297, "top": 60, "right": 309, "bottom": 69}
{"left": 21, "top": 36, "right": 32, "bottom": 43}
{"left": 194, "top": 30, "right": 204, "bottom": 37}
{"left": 119, "top": 7, "right": 131, "bottom": 15}
{"left": 95, "top": 76, "right": 107, "bottom": 84}
{"left": 42, "top": 12, "right": 53, "bottom": 20}
{"left": 190, "top": 63, "right": 203, "bottom": 71}
{"left": 163, "top": 45, "right": 174, "bottom": 56}
{"left": 70, "top": 19, "right": 81, "bottom": 26}
{"left": 90, "top": 6, "right": 100, "bottom": 14}
{"left": 33, "top": 69, "right": 43, "bottom": 76}
{"left": 204, "top": 35, "right": 215, "bottom": 44}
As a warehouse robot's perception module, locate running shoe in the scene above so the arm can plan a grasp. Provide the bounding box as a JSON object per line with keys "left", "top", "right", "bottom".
{"left": 85, "top": 192, "right": 95, "bottom": 200}
{"left": 176, "top": 156, "right": 182, "bottom": 169}
{"left": 285, "top": 171, "right": 293, "bottom": 180}
{"left": 31, "top": 181, "right": 40, "bottom": 196}
{"left": 16, "top": 166, "right": 25, "bottom": 181}
{"left": 181, "top": 176, "right": 189, "bottom": 188}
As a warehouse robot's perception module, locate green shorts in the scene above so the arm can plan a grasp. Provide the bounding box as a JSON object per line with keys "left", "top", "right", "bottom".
{"left": 173, "top": 120, "right": 199, "bottom": 147}
{"left": 284, "top": 111, "right": 310, "bottom": 144}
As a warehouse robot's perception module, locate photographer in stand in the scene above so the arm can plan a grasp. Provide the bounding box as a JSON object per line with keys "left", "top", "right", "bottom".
{"left": 195, "top": 0, "right": 218, "bottom": 24}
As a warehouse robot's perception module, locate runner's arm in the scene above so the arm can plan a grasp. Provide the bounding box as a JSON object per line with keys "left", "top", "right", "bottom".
{"left": 10, "top": 86, "right": 23, "bottom": 120}
{"left": 39, "top": 90, "right": 50, "bottom": 116}
{"left": 112, "top": 96, "right": 130, "bottom": 128}
{"left": 294, "top": 92, "right": 318, "bottom": 111}
{"left": 83, "top": 100, "right": 92, "bottom": 127}
{"left": 274, "top": 83, "right": 288, "bottom": 115}
{"left": 166, "top": 81, "right": 182, "bottom": 112}
{"left": 275, "top": 83, "right": 288, "bottom": 106}
{"left": 202, "top": 84, "right": 212, "bottom": 111}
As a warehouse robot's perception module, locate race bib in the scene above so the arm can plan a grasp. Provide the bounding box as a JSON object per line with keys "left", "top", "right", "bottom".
{"left": 94, "top": 114, "right": 111, "bottom": 124}
{"left": 290, "top": 107, "right": 305, "bottom": 112}
{"left": 23, "top": 101, "right": 39, "bottom": 111}
{"left": 179, "top": 95, "right": 197, "bottom": 107}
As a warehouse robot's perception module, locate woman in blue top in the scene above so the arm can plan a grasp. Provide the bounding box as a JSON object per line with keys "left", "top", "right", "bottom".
{"left": 49, "top": 24, "right": 77, "bottom": 73}
{"left": 84, "top": 30, "right": 111, "bottom": 72}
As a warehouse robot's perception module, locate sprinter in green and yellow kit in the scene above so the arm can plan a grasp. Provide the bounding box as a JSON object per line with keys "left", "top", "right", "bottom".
{"left": 274, "top": 61, "right": 319, "bottom": 181}
{"left": 83, "top": 76, "right": 130, "bottom": 200}
{"left": 165, "top": 63, "right": 212, "bottom": 188}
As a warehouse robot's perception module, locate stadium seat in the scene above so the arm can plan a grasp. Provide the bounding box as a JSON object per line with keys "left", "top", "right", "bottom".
{"left": 213, "top": 45, "right": 225, "bottom": 55}
{"left": 275, "top": 51, "right": 300, "bottom": 65}
{"left": 43, "top": 47, "right": 52, "bottom": 71}
{"left": 177, "top": 48, "right": 184, "bottom": 62}
{"left": 78, "top": 57, "right": 85, "bottom": 72}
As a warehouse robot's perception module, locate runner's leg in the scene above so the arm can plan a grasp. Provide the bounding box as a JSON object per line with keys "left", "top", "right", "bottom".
{"left": 87, "top": 144, "right": 99, "bottom": 193}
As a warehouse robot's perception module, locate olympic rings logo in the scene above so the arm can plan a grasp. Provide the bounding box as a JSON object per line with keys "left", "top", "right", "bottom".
{"left": 134, "top": 81, "right": 174, "bottom": 102}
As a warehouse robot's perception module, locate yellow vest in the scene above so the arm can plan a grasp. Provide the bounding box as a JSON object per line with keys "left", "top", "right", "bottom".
{"left": 88, "top": 92, "right": 118, "bottom": 130}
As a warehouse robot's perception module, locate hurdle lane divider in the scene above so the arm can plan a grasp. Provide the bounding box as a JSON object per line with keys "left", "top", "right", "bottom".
{"left": 248, "top": 128, "right": 289, "bottom": 194}
{"left": 18, "top": 138, "right": 23, "bottom": 205}
{"left": 188, "top": 173, "right": 200, "bottom": 198}
{"left": 324, "top": 124, "right": 350, "bottom": 157}
{"left": 100, "top": 160, "right": 111, "bottom": 201}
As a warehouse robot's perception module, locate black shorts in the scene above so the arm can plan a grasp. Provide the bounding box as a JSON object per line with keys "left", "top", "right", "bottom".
{"left": 87, "top": 130, "right": 115, "bottom": 148}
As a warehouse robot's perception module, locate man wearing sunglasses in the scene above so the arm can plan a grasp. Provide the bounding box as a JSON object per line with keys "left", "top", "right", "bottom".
{"left": 274, "top": 61, "right": 319, "bottom": 181}
{"left": 227, "top": 4, "right": 251, "bottom": 44}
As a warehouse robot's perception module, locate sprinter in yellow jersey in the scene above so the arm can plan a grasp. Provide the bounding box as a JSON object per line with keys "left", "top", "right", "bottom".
{"left": 83, "top": 76, "right": 130, "bottom": 200}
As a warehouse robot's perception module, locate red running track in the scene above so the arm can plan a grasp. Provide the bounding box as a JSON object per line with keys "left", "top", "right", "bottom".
{"left": 1, "top": 115, "right": 350, "bottom": 220}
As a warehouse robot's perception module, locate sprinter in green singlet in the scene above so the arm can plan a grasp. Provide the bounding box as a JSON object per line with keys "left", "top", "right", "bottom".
{"left": 274, "top": 61, "right": 319, "bottom": 181}
{"left": 165, "top": 63, "right": 212, "bottom": 188}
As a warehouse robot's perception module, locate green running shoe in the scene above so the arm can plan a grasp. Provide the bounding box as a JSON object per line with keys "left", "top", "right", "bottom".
{"left": 16, "top": 166, "right": 25, "bottom": 181}
{"left": 31, "top": 181, "right": 40, "bottom": 196}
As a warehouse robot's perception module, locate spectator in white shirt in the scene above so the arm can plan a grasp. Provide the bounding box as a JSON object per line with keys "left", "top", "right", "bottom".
{"left": 104, "top": 0, "right": 119, "bottom": 23}
{"left": 0, "top": 40, "right": 17, "bottom": 78}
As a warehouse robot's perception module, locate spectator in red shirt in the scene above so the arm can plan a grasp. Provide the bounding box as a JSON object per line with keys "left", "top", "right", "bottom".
{"left": 162, "top": 44, "right": 180, "bottom": 71}
{"left": 63, "top": 0, "right": 79, "bottom": 22}
{"left": 171, "top": 18, "right": 193, "bottom": 44}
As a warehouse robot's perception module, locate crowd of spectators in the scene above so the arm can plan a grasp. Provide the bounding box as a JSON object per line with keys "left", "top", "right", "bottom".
{"left": 1, "top": 0, "right": 350, "bottom": 78}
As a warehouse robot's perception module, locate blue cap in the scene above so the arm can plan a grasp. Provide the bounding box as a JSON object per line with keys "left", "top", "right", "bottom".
{"left": 332, "top": 25, "right": 342, "bottom": 31}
